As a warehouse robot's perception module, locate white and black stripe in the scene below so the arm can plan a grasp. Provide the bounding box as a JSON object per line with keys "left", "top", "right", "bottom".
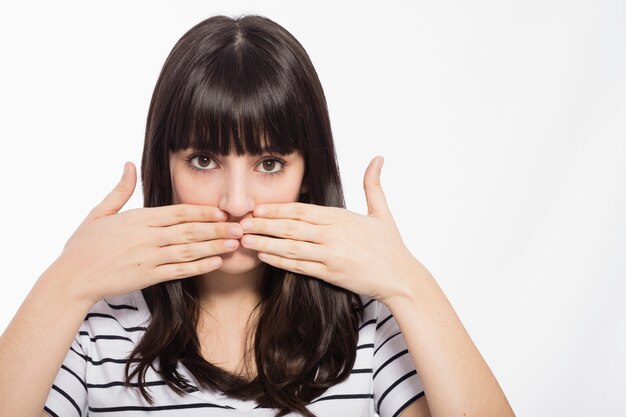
{"left": 44, "top": 291, "right": 424, "bottom": 417}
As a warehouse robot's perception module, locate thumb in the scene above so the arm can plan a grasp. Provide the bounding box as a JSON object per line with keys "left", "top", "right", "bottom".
{"left": 363, "top": 156, "right": 391, "bottom": 217}
{"left": 87, "top": 161, "right": 137, "bottom": 220}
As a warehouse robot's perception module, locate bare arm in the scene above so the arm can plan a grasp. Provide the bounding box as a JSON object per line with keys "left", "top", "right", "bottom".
{"left": 0, "top": 162, "right": 239, "bottom": 416}
{"left": 384, "top": 261, "right": 516, "bottom": 417}
{"left": 0, "top": 261, "right": 94, "bottom": 417}
{"left": 233, "top": 157, "right": 515, "bottom": 416}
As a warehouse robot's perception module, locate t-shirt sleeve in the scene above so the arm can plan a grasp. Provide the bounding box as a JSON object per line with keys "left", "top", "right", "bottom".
{"left": 43, "top": 329, "right": 89, "bottom": 417}
{"left": 372, "top": 300, "right": 425, "bottom": 417}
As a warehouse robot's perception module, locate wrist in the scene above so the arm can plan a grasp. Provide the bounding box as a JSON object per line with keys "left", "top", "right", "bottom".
{"left": 380, "top": 253, "right": 437, "bottom": 307}
{"left": 38, "top": 258, "right": 98, "bottom": 312}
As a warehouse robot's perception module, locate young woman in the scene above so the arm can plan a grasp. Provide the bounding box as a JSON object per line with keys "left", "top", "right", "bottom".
{"left": 0, "top": 14, "right": 515, "bottom": 417}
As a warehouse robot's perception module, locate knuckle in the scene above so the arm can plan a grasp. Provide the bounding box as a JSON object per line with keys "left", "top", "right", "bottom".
{"left": 137, "top": 207, "right": 155, "bottom": 226}
{"left": 174, "top": 263, "right": 187, "bottom": 279}
{"left": 294, "top": 203, "right": 306, "bottom": 219}
{"left": 286, "top": 241, "right": 299, "bottom": 258}
{"left": 156, "top": 227, "right": 167, "bottom": 246}
{"left": 211, "top": 239, "right": 226, "bottom": 254}
{"left": 124, "top": 208, "right": 140, "bottom": 223}
{"left": 175, "top": 206, "right": 188, "bottom": 224}
{"left": 331, "top": 207, "right": 345, "bottom": 221}
{"left": 285, "top": 220, "right": 297, "bottom": 238}
{"left": 293, "top": 260, "right": 306, "bottom": 274}
{"left": 199, "top": 258, "right": 211, "bottom": 273}
{"left": 325, "top": 269, "right": 335, "bottom": 282}
{"left": 272, "top": 256, "right": 284, "bottom": 269}
{"left": 183, "top": 224, "right": 197, "bottom": 242}
{"left": 154, "top": 227, "right": 167, "bottom": 246}
{"left": 196, "top": 260, "right": 208, "bottom": 275}
{"left": 179, "top": 244, "right": 194, "bottom": 261}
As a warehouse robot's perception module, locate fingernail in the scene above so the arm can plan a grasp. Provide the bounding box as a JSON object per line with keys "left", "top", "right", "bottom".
{"left": 224, "top": 240, "right": 238, "bottom": 249}
{"left": 241, "top": 219, "right": 253, "bottom": 231}
{"left": 229, "top": 225, "right": 242, "bottom": 237}
{"left": 243, "top": 235, "right": 256, "bottom": 245}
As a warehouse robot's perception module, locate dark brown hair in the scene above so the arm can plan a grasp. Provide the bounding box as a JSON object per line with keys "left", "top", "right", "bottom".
{"left": 125, "top": 14, "right": 364, "bottom": 417}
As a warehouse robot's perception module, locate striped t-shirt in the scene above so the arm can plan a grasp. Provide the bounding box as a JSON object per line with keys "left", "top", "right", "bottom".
{"left": 44, "top": 290, "right": 425, "bottom": 417}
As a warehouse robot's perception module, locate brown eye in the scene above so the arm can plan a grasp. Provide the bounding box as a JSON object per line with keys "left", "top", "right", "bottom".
{"left": 257, "top": 158, "right": 285, "bottom": 174}
{"left": 196, "top": 156, "right": 211, "bottom": 168}
{"left": 263, "top": 160, "right": 276, "bottom": 171}
{"left": 186, "top": 154, "right": 217, "bottom": 172}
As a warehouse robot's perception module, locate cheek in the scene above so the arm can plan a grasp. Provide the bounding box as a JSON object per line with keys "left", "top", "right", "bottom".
{"left": 171, "top": 175, "right": 221, "bottom": 206}
{"left": 255, "top": 178, "right": 302, "bottom": 204}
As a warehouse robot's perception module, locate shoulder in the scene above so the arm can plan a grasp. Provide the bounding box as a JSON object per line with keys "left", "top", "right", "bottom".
{"left": 356, "top": 296, "right": 426, "bottom": 417}
{"left": 88, "top": 290, "right": 149, "bottom": 323}
{"left": 355, "top": 294, "right": 392, "bottom": 349}
{"left": 355, "top": 295, "right": 410, "bottom": 364}
{"left": 78, "top": 290, "right": 151, "bottom": 347}
{"left": 356, "top": 294, "right": 384, "bottom": 329}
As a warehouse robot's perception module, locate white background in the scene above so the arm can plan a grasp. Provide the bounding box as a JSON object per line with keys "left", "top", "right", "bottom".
{"left": 1, "top": 1, "right": 625, "bottom": 416}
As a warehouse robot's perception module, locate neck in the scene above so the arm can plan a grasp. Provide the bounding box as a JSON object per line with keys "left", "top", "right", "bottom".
{"left": 195, "top": 264, "right": 265, "bottom": 322}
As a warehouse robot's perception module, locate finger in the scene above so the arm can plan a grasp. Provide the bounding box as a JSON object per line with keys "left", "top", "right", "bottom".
{"left": 241, "top": 218, "right": 325, "bottom": 244}
{"left": 87, "top": 161, "right": 136, "bottom": 221}
{"left": 363, "top": 156, "right": 391, "bottom": 218}
{"left": 157, "top": 221, "right": 243, "bottom": 246}
{"left": 155, "top": 238, "right": 240, "bottom": 265}
{"left": 257, "top": 252, "right": 329, "bottom": 280}
{"left": 253, "top": 202, "right": 337, "bottom": 224}
{"left": 145, "top": 204, "right": 227, "bottom": 227}
{"left": 153, "top": 256, "right": 223, "bottom": 282}
{"left": 240, "top": 234, "right": 326, "bottom": 262}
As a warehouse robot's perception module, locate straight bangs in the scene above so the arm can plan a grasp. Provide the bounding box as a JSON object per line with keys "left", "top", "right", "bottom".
{"left": 164, "top": 35, "right": 312, "bottom": 159}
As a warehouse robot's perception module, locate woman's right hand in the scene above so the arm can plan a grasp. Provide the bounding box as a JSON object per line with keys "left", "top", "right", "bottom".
{"left": 51, "top": 161, "right": 242, "bottom": 306}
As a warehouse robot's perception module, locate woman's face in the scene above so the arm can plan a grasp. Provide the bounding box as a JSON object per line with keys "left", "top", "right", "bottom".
{"left": 169, "top": 145, "right": 307, "bottom": 274}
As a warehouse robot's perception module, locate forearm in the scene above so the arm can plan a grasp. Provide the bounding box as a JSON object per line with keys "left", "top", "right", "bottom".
{"left": 0, "top": 260, "right": 94, "bottom": 417}
{"left": 384, "top": 263, "right": 515, "bottom": 417}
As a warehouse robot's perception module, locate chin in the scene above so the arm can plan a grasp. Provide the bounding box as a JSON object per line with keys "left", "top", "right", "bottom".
{"left": 218, "top": 246, "right": 263, "bottom": 274}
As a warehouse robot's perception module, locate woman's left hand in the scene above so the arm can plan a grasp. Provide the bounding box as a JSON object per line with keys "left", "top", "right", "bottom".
{"left": 239, "top": 156, "right": 431, "bottom": 303}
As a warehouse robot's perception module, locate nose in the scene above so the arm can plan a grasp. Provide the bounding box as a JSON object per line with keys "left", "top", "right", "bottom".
{"left": 217, "top": 163, "right": 255, "bottom": 220}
